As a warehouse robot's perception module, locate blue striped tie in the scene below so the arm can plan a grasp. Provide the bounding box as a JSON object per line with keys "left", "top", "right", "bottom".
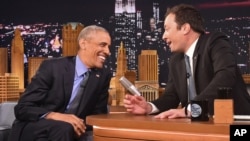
{"left": 65, "top": 71, "right": 90, "bottom": 114}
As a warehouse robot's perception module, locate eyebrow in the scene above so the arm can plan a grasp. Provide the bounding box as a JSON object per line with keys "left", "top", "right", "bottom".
{"left": 99, "top": 42, "right": 110, "bottom": 46}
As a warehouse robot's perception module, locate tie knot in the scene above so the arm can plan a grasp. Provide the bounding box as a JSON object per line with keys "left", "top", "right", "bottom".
{"left": 84, "top": 71, "right": 89, "bottom": 76}
{"left": 184, "top": 54, "right": 191, "bottom": 73}
{"left": 79, "top": 71, "right": 90, "bottom": 88}
{"left": 184, "top": 55, "right": 190, "bottom": 65}
{"left": 83, "top": 69, "right": 91, "bottom": 77}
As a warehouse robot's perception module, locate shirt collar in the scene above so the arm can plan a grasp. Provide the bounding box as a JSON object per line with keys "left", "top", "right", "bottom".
{"left": 76, "top": 55, "right": 89, "bottom": 77}
{"left": 185, "top": 38, "right": 199, "bottom": 59}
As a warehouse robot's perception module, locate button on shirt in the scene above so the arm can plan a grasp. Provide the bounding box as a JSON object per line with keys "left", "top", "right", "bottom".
{"left": 66, "top": 55, "right": 89, "bottom": 111}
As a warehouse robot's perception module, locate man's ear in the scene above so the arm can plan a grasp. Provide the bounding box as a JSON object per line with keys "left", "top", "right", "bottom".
{"left": 79, "top": 39, "right": 86, "bottom": 50}
{"left": 182, "top": 23, "right": 191, "bottom": 35}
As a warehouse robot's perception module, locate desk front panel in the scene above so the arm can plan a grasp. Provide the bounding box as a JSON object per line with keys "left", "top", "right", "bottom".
{"left": 87, "top": 113, "right": 232, "bottom": 141}
{"left": 93, "top": 126, "right": 228, "bottom": 141}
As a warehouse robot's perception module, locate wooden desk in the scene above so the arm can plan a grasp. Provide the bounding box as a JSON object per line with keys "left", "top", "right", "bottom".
{"left": 87, "top": 113, "right": 239, "bottom": 141}
{"left": 109, "top": 106, "right": 126, "bottom": 113}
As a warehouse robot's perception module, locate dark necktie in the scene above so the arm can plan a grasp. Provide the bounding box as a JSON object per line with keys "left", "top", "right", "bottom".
{"left": 66, "top": 71, "right": 90, "bottom": 114}
{"left": 184, "top": 55, "right": 196, "bottom": 101}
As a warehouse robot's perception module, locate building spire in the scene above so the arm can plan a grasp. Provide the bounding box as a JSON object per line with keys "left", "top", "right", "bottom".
{"left": 120, "top": 41, "right": 124, "bottom": 49}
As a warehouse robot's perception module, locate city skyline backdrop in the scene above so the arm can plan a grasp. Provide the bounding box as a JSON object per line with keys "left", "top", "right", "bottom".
{"left": 1, "top": 0, "right": 250, "bottom": 24}
{"left": 0, "top": 0, "right": 250, "bottom": 87}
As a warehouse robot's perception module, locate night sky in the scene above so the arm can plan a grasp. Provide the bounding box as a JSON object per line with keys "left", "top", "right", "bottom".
{"left": 0, "top": 0, "right": 116, "bottom": 24}
{"left": 1, "top": 0, "right": 249, "bottom": 25}
{"left": 0, "top": 0, "right": 249, "bottom": 81}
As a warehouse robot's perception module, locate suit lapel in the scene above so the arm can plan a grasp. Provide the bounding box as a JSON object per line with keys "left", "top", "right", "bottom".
{"left": 192, "top": 35, "right": 206, "bottom": 95}
{"left": 63, "top": 57, "right": 76, "bottom": 109}
{"left": 193, "top": 35, "right": 204, "bottom": 82}
{"left": 76, "top": 69, "right": 101, "bottom": 115}
{"left": 193, "top": 54, "right": 198, "bottom": 77}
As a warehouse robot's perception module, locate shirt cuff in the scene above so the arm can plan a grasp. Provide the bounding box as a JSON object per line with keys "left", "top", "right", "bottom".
{"left": 184, "top": 104, "right": 191, "bottom": 117}
{"left": 187, "top": 104, "right": 191, "bottom": 112}
{"left": 148, "top": 102, "right": 159, "bottom": 114}
{"left": 40, "top": 112, "right": 50, "bottom": 119}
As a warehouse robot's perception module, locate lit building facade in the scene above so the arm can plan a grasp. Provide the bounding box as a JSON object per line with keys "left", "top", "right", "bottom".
{"left": 114, "top": 0, "right": 137, "bottom": 71}
{"left": 62, "top": 22, "right": 84, "bottom": 57}
{"left": 136, "top": 81, "right": 159, "bottom": 102}
{"left": 115, "top": 42, "right": 127, "bottom": 105}
{"left": 0, "top": 73, "right": 19, "bottom": 103}
{"left": 136, "top": 50, "right": 159, "bottom": 101}
{"left": 28, "top": 57, "right": 47, "bottom": 83}
{"left": 0, "top": 48, "right": 8, "bottom": 76}
{"left": 153, "top": 1, "right": 160, "bottom": 24}
{"left": 138, "top": 50, "right": 158, "bottom": 81}
{"left": 11, "top": 29, "right": 24, "bottom": 89}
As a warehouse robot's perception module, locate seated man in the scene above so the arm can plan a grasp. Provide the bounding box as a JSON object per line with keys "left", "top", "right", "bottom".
{"left": 123, "top": 4, "right": 250, "bottom": 119}
{"left": 9, "top": 25, "right": 112, "bottom": 141}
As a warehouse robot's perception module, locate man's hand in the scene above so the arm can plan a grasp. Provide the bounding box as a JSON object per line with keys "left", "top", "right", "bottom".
{"left": 45, "top": 112, "right": 86, "bottom": 137}
{"left": 123, "top": 94, "right": 150, "bottom": 115}
{"left": 154, "top": 107, "right": 189, "bottom": 119}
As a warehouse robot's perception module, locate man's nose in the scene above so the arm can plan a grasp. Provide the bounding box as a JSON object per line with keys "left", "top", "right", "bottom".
{"left": 162, "top": 32, "right": 166, "bottom": 40}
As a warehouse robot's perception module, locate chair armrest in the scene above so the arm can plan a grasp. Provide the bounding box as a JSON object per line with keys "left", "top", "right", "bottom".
{"left": 0, "top": 101, "right": 17, "bottom": 128}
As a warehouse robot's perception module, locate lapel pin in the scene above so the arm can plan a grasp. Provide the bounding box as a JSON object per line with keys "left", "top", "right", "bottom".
{"left": 96, "top": 74, "right": 100, "bottom": 77}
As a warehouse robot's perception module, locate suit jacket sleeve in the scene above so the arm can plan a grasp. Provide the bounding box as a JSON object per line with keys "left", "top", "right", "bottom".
{"left": 14, "top": 58, "right": 59, "bottom": 121}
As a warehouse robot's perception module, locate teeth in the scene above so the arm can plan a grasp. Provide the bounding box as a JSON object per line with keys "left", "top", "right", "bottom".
{"left": 99, "top": 56, "right": 106, "bottom": 60}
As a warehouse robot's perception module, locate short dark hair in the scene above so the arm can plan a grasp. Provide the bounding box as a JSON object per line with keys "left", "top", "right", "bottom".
{"left": 165, "top": 4, "right": 205, "bottom": 34}
{"left": 78, "top": 25, "right": 110, "bottom": 41}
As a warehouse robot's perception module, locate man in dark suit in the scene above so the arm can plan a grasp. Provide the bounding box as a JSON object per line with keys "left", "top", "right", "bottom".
{"left": 123, "top": 4, "right": 250, "bottom": 118}
{"left": 9, "top": 25, "right": 112, "bottom": 141}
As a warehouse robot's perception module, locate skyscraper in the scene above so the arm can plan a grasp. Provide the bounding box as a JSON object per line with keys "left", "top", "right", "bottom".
{"left": 136, "top": 50, "right": 159, "bottom": 101}
{"left": 114, "top": 0, "right": 137, "bottom": 71}
{"left": 152, "top": 0, "right": 160, "bottom": 24}
{"left": 62, "top": 22, "right": 84, "bottom": 57}
{"left": 11, "top": 29, "right": 24, "bottom": 89}
{"left": 0, "top": 48, "right": 8, "bottom": 76}
{"left": 115, "top": 42, "right": 127, "bottom": 105}
{"left": 138, "top": 50, "right": 158, "bottom": 81}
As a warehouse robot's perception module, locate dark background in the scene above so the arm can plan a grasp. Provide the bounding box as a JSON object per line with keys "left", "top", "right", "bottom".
{"left": 0, "top": 0, "right": 250, "bottom": 87}
{"left": 1, "top": 0, "right": 249, "bottom": 24}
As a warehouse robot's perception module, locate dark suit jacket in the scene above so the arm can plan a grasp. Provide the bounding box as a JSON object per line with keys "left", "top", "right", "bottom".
{"left": 9, "top": 56, "right": 112, "bottom": 141}
{"left": 152, "top": 32, "right": 250, "bottom": 115}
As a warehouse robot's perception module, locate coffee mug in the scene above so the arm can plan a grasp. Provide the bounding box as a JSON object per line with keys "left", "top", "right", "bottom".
{"left": 190, "top": 100, "right": 209, "bottom": 121}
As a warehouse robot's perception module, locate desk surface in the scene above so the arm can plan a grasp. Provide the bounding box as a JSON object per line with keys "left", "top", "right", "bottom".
{"left": 87, "top": 113, "right": 228, "bottom": 134}
{"left": 87, "top": 113, "right": 250, "bottom": 141}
